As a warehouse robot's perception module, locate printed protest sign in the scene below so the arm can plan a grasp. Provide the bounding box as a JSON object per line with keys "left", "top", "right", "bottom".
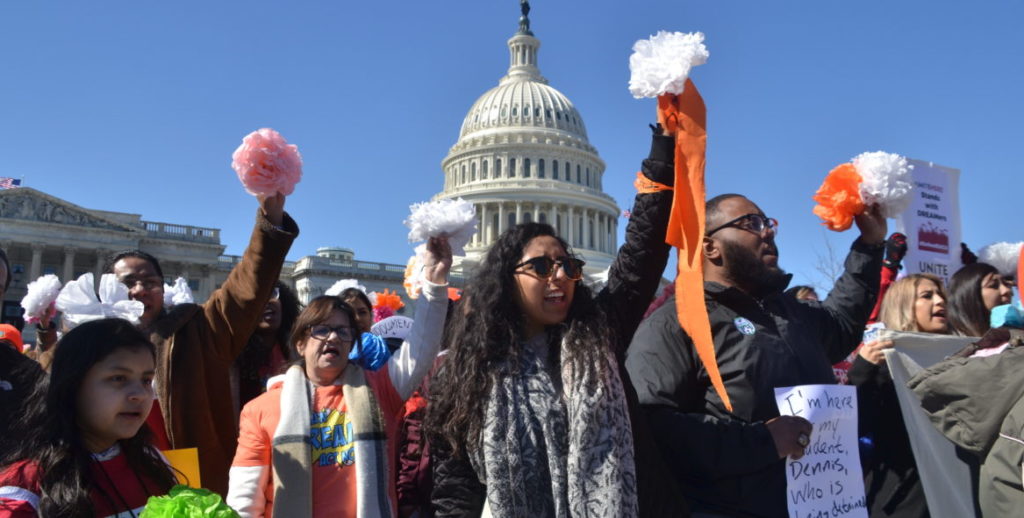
{"left": 775, "top": 384, "right": 866, "bottom": 518}
{"left": 895, "top": 159, "right": 962, "bottom": 284}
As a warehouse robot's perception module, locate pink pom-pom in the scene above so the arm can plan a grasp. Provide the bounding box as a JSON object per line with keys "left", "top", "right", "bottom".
{"left": 231, "top": 128, "right": 303, "bottom": 197}
{"left": 373, "top": 306, "right": 395, "bottom": 322}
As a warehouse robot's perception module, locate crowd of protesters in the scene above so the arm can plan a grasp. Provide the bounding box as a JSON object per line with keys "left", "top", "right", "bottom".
{"left": 1, "top": 124, "right": 1022, "bottom": 518}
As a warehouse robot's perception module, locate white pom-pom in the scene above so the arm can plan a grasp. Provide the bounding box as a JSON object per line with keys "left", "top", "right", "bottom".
{"left": 851, "top": 151, "right": 914, "bottom": 218}
{"left": 326, "top": 279, "right": 367, "bottom": 297}
{"left": 404, "top": 198, "right": 479, "bottom": 256}
{"left": 56, "top": 273, "right": 144, "bottom": 327}
{"left": 979, "top": 242, "right": 1023, "bottom": 277}
{"left": 20, "top": 275, "right": 62, "bottom": 324}
{"left": 628, "top": 31, "right": 709, "bottom": 99}
{"left": 163, "top": 277, "right": 194, "bottom": 307}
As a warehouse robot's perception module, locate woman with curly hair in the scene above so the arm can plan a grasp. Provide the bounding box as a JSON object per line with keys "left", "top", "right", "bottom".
{"left": 427, "top": 127, "right": 682, "bottom": 518}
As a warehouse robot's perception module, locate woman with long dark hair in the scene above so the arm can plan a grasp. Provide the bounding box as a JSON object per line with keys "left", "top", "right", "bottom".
{"left": 947, "top": 262, "right": 1014, "bottom": 337}
{"left": 339, "top": 287, "right": 375, "bottom": 335}
{"left": 0, "top": 318, "right": 178, "bottom": 517}
{"left": 227, "top": 237, "right": 451, "bottom": 517}
{"left": 234, "top": 280, "right": 302, "bottom": 413}
{"left": 427, "top": 128, "right": 680, "bottom": 517}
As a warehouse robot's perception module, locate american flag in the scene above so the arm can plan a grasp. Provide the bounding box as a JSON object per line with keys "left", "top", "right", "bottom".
{"left": 0, "top": 177, "right": 21, "bottom": 189}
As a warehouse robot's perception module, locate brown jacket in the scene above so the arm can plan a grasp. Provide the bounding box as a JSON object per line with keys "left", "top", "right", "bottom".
{"left": 149, "top": 209, "right": 297, "bottom": 496}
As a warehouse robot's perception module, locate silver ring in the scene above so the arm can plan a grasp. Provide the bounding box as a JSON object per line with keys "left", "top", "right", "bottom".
{"left": 797, "top": 433, "right": 810, "bottom": 448}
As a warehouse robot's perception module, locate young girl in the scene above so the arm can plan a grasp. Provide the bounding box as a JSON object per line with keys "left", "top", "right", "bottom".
{"left": 0, "top": 318, "right": 177, "bottom": 517}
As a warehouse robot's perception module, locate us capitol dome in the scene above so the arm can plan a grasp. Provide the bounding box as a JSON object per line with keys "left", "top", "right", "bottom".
{"left": 433, "top": 2, "right": 620, "bottom": 277}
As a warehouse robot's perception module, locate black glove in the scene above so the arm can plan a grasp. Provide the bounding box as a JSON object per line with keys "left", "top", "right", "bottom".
{"left": 644, "top": 123, "right": 675, "bottom": 186}
{"left": 961, "top": 243, "right": 978, "bottom": 266}
{"left": 882, "top": 232, "right": 908, "bottom": 271}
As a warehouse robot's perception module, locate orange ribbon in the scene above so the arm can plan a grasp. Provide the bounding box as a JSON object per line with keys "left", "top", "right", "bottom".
{"left": 634, "top": 171, "right": 673, "bottom": 194}
{"left": 659, "top": 79, "right": 732, "bottom": 412}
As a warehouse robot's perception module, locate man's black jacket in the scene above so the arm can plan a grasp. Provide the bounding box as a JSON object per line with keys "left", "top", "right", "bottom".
{"left": 625, "top": 240, "right": 882, "bottom": 517}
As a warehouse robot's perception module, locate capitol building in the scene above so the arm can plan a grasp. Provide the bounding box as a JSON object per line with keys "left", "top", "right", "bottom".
{"left": 0, "top": 3, "right": 622, "bottom": 336}
{"left": 433, "top": 4, "right": 620, "bottom": 277}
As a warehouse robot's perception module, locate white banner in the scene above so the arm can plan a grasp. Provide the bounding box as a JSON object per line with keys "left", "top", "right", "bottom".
{"left": 895, "top": 159, "right": 962, "bottom": 285}
{"left": 775, "top": 384, "right": 867, "bottom": 518}
{"left": 883, "top": 331, "right": 977, "bottom": 518}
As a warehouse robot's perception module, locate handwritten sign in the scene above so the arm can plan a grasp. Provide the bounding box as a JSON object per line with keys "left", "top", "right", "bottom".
{"left": 775, "top": 384, "right": 866, "bottom": 518}
{"left": 370, "top": 315, "right": 414, "bottom": 340}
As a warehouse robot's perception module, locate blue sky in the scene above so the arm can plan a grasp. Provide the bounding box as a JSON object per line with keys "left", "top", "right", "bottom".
{"left": 3, "top": 1, "right": 1022, "bottom": 290}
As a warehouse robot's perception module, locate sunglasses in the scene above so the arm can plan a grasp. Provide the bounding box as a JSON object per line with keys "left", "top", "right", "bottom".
{"left": 515, "top": 256, "right": 586, "bottom": 281}
{"left": 706, "top": 213, "right": 779, "bottom": 237}
{"left": 308, "top": 324, "right": 355, "bottom": 342}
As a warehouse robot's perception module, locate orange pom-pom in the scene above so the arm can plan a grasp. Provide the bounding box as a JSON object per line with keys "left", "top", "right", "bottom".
{"left": 403, "top": 255, "right": 420, "bottom": 300}
{"left": 373, "top": 289, "right": 405, "bottom": 312}
{"left": 812, "top": 163, "right": 864, "bottom": 232}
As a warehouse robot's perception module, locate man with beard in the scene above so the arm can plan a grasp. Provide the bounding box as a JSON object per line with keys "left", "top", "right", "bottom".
{"left": 625, "top": 193, "right": 886, "bottom": 517}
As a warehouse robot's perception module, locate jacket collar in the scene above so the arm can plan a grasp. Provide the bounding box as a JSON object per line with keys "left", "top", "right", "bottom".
{"left": 704, "top": 274, "right": 794, "bottom": 304}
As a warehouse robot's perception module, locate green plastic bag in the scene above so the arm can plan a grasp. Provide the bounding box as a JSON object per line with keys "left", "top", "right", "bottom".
{"left": 140, "top": 485, "right": 239, "bottom": 518}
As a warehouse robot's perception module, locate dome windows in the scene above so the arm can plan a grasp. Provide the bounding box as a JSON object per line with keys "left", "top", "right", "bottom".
{"left": 495, "top": 158, "right": 502, "bottom": 178}
{"left": 538, "top": 159, "right": 545, "bottom": 179}
{"left": 509, "top": 158, "right": 517, "bottom": 178}
{"left": 553, "top": 160, "right": 559, "bottom": 179}
{"left": 482, "top": 160, "right": 489, "bottom": 179}
{"left": 524, "top": 158, "right": 531, "bottom": 178}
{"left": 471, "top": 162, "right": 477, "bottom": 181}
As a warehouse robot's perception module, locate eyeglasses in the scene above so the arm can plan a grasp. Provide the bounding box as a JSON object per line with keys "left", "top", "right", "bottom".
{"left": 308, "top": 324, "right": 355, "bottom": 342}
{"left": 706, "top": 213, "right": 778, "bottom": 237}
{"left": 514, "top": 256, "right": 586, "bottom": 281}
{"left": 123, "top": 277, "right": 163, "bottom": 291}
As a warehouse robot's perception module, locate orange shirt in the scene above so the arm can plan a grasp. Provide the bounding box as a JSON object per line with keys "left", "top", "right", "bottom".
{"left": 232, "top": 367, "right": 403, "bottom": 518}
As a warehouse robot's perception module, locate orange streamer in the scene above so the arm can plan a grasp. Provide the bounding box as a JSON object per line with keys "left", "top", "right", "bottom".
{"left": 634, "top": 171, "right": 673, "bottom": 194}
{"left": 1018, "top": 243, "right": 1023, "bottom": 289}
{"left": 659, "top": 79, "right": 732, "bottom": 412}
{"left": 812, "top": 163, "right": 864, "bottom": 232}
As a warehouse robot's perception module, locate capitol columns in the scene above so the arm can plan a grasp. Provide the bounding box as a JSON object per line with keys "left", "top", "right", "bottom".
{"left": 532, "top": 204, "right": 540, "bottom": 224}
{"left": 566, "top": 206, "right": 575, "bottom": 246}
{"left": 480, "top": 203, "right": 489, "bottom": 244}
{"left": 29, "top": 244, "right": 44, "bottom": 280}
{"left": 515, "top": 203, "right": 523, "bottom": 226}
{"left": 551, "top": 204, "right": 559, "bottom": 234}
{"left": 202, "top": 265, "right": 216, "bottom": 299}
{"left": 498, "top": 203, "right": 507, "bottom": 234}
{"left": 582, "top": 209, "right": 591, "bottom": 249}
{"left": 63, "top": 246, "right": 76, "bottom": 282}
{"left": 94, "top": 249, "right": 108, "bottom": 278}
